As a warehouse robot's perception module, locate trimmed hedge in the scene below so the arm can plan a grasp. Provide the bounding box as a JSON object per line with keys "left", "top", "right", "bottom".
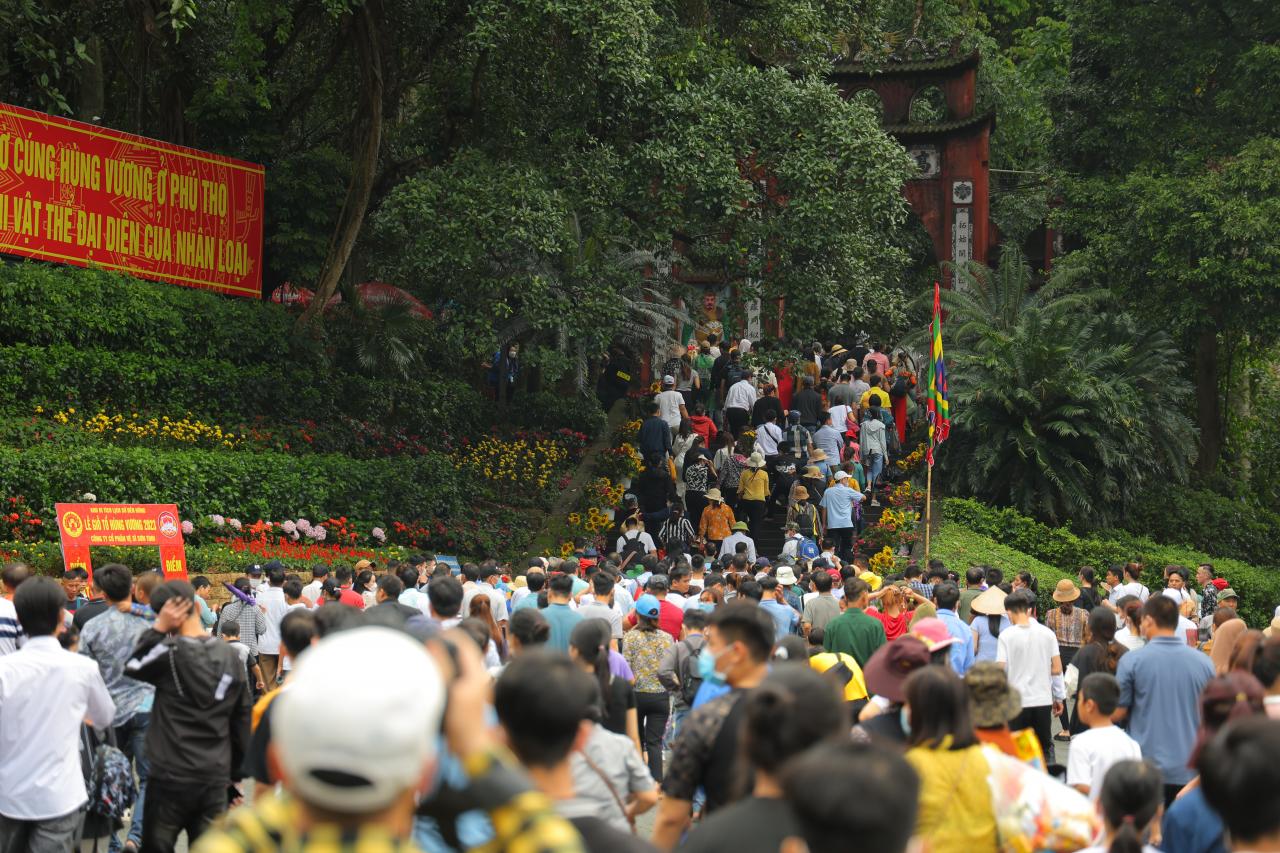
{"left": 0, "top": 343, "right": 492, "bottom": 439}
{"left": 0, "top": 261, "right": 295, "bottom": 366}
{"left": 931, "top": 521, "right": 1073, "bottom": 617}
{"left": 942, "top": 498, "right": 1279, "bottom": 628}
{"left": 0, "top": 444, "right": 466, "bottom": 523}
{"left": 0, "top": 262, "right": 602, "bottom": 443}
{"left": 0, "top": 541, "right": 411, "bottom": 576}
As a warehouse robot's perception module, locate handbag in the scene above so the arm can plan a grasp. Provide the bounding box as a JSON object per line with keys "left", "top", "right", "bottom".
{"left": 581, "top": 749, "right": 636, "bottom": 834}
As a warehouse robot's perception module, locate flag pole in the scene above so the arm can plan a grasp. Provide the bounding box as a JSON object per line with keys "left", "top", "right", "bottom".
{"left": 924, "top": 454, "right": 932, "bottom": 560}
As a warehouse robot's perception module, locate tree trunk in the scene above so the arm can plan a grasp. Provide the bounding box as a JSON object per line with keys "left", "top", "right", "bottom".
{"left": 76, "top": 37, "right": 104, "bottom": 123}
{"left": 300, "top": 0, "right": 384, "bottom": 327}
{"left": 1194, "top": 325, "right": 1221, "bottom": 476}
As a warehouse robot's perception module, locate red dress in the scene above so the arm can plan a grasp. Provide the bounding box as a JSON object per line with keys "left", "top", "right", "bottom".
{"left": 776, "top": 366, "right": 795, "bottom": 411}
{"left": 868, "top": 607, "right": 911, "bottom": 641}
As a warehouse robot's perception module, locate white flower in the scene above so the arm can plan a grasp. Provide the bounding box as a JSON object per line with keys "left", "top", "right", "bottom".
{"left": 228, "top": 518, "right": 242, "bottom": 531}
{"left": 81, "top": 492, "right": 96, "bottom": 502}
{"left": 209, "top": 514, "right": 226, "bottom": 527}
{"left": 371, "top": 526, "right": 386, "bottom": 542}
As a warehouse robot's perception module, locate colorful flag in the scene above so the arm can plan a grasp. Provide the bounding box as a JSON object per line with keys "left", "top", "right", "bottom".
{"left": 926, "top": 281, "right": 950, "bottom": 466}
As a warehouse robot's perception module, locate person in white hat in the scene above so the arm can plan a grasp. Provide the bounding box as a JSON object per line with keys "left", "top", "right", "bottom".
{"left": 655, "top": 375, "right": 689, "bottom": 437}
{"left": 195, "top": 628, "right": 579, "bottom": 851}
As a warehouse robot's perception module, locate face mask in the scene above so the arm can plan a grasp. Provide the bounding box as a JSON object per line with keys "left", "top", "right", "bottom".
{"left": 699, "top": 601, "right": 715, "bottom": 613}
{"left": 698, "top": 645, "right": 728, "bottom": 687}
{"left": 899, "top": 707, "right": 912, "bottom": 739}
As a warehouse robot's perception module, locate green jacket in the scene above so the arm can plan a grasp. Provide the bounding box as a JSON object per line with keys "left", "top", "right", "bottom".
{"left": 822, "top": 607, "right": 887, "bottom": 668}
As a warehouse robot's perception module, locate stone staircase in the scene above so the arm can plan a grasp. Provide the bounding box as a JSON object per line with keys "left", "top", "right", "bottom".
{"left": 750, "top": 484, "right": 887, "bottom": 561}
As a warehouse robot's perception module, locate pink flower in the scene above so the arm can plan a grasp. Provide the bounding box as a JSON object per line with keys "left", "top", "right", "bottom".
{"left": 371, "top": 526, "right": 386, "bottom": 543}
{"left": 209, "top": 514, "right": 225, "bottom": 526}
{"left": 228, "top": 518, "right": 242, "bottom": 531}
{"left": 312, "top": 525, "right": 327, "bottom": 542}
{"left": 181, "top": 520, "right": 194, "bottom": 535}
{"left": 281, "top": 520, "right": 297, "bottom": 535}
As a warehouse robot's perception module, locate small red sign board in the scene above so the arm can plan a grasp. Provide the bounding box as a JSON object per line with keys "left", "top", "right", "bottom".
{"left": 55, "top": 503, "right": 188, "bottom": 580}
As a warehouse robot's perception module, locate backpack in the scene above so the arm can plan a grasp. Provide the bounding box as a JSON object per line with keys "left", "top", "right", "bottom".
{"left": 792, "top": 503, "right": 819, "bottom": 538}
{"left": 694, "top": 353, "right": 714, "bottom": 383}
{"left": 86, "top": 739, "right": 137, "bottom": 820}
{"left": 679, "top": 637, "right": 705, "bottom": 706}
{"left": 619, "top": 532, "right": 647, "bottom": 572}
{"left": 799, "top": 538, "right": 820, "bottom": 560}
{"left": 726, "top": 363, "right": 748, "bottom": 385}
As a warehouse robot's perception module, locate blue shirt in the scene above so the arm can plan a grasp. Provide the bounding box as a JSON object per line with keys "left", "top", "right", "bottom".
{"left": 819, "top": 484, "right": 861, "bottom": 530}
{"left": 540, "top": 603, "right": 583, "bottom": 653}
{"left": 760, "top": 599, "right": 799, "bottom": 641}
{"left": 973, "top": 614, "right": 1011, "bottom": 662}
{"left": 1116, "top": 635, "right": 1215, "bottom": 785}
{"left": 812, "top": 425, "right": 844, "bottom": 462}
{"left": 1161, "top": 786, "right": 1226, "bottom": 853}
{"left": 935, "top": 608, "right": 976, "bottom": 675}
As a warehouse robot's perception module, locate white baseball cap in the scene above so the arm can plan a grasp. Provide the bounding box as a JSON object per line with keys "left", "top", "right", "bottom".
{"left": 273, "top": 627, "right": 445, "bottom": 812}
{"left": 833, "top": 470, "right": 850, "bottom": 481}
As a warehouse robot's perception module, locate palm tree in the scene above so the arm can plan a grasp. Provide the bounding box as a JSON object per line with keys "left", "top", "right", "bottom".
{"left": 921, "top": 248, "right": 1197, "bottom": 528}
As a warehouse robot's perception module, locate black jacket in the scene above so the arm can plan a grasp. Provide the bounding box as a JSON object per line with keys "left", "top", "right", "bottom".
{"left": 126, "top": 629, "right": 252, "bottom": 785}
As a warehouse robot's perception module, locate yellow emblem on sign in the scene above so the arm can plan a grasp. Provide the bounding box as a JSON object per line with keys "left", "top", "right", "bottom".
{"left": 62, "top": 511, "right": 84, "bottom": 538}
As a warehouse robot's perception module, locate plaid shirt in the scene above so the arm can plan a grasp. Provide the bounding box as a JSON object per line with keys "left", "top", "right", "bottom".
{"left": 909, "top": 581, "right": 935, "bottom": 601}
{"left": 194, "top": 749, "right": 584, "bottom": 853}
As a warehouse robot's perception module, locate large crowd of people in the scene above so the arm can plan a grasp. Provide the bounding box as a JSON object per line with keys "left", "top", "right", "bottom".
{"left": 2, "top": 339, "right": 1280, "bottom": 853}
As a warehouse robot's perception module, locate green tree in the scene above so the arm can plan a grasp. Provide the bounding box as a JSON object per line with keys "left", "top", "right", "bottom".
{"left": 1054, "top": 0, "right": 1280, "bottom": 475}
{"left": 931, "top": 249, "right": 1197, "bottom": 528}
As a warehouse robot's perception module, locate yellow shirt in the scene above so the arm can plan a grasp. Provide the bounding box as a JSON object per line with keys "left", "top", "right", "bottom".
{"left": 860, "top": 388, "right": 890, "bottom": 410}
{"left": 738, "top": 468, "right": 770, "bottom": 501}
{"left": 699, "top": 503, "right": 736, "bottom": 541}
{"left": 905, "top": 743, "right": 997, "bottom": 853}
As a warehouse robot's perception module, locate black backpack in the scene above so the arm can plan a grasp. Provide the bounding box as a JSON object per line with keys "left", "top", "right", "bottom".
{"left": 619, "top": 532, "right": 647, "bottom": 570}
{"left": 679, "top": 636, "right": 705, "bottom": 705}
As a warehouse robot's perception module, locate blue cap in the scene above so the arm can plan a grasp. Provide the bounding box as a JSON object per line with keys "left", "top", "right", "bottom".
{"left": 635, "top": 594, "right": 661, "bottom": 619}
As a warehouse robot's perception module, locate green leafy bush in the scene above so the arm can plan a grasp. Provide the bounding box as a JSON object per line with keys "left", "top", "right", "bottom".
{"left": 0, "top": 445, "right": 465, "bottom": 523}
{"left": 1121, "top": 487, "right": 1280, "bottom": 571}
{"left": 508, "top": 391, "right": 608, "bottom": 439}
{"left": 942, "top": 498, "right": 1280, "bottom": 627}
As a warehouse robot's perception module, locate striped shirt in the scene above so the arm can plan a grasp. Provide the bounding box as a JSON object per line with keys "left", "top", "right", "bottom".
{"left": 0, "top": 597, "right": 22, "bottom": 655}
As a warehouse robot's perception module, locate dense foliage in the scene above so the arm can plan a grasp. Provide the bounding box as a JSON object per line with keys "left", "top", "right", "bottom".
{"left": 928, "top": 249, "right": 1195, "bottom": 527}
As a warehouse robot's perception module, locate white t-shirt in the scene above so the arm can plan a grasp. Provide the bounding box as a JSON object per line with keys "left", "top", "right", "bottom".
{"left": 754, "top": 422, "right": 783, "bottom": 456}
{"left": 829, "top": 404, "right": 853, "bottom": 434}
{"left": 257, "top": 586, "right": 291, "bottom": 656}
{"left": 616, "top": 531, "right": 656, "bottom": 555}
{"left": 724, "top": 379, "right": 757, "bottom": 411}
{"left": 1110, "top": 581, "right": 1149, "bottom": 603}
{"left": 996, "top": 621, "right": 1060, "bottom": 708}
{"left": 1066, "top": 725, "right": 1142, "bottom": 800}
{"left": 656, "top": 390, "right": 686, "bottom": 429}
{"left": 1162, "top": 587, "right": 1191, "bottom": 604}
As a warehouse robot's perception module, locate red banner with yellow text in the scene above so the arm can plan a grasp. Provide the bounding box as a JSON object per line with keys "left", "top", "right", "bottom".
{"left": 0, "top": 103, "right": 263, "bottom": 297}
{"left": 56, "top": 503, "right": 188, "bottom": 580}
